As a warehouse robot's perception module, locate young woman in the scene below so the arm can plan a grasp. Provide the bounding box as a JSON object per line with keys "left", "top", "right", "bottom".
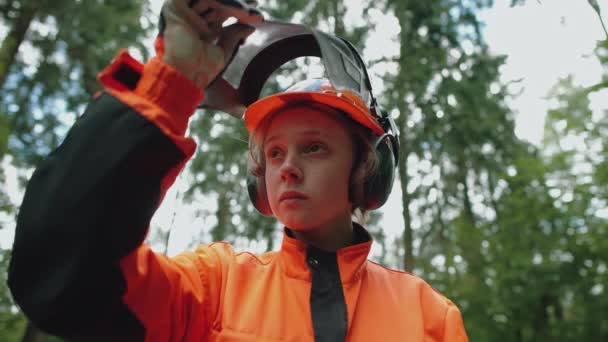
{"left": 8, "top": 0, "right": 467, "bottom": 340}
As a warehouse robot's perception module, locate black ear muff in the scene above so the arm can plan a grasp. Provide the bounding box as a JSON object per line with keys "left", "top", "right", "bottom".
{"left": 247, "top": 172, "right": 273, "bottom": 216}
{"left": 363, "top": 134, "right": 397, "bottom": 210}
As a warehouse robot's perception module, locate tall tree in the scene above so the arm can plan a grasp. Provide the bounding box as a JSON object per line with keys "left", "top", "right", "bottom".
{"left": 535, "top": 40, "right": 608, "bottom": 339}
{"left": 371, "top": 1, "right": 586, "bottom": 340}
{"left": 379, "top": 0, "right": 511, "bottom": 273}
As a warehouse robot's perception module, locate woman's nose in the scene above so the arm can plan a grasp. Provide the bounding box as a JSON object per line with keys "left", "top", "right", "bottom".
{"left": 279, "top": 154, "right": 303, "bottom": 183}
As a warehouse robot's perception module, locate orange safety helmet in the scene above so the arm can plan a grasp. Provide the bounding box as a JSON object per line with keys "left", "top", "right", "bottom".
{"left": 243, "top": 78, "right": 385, "bottom": 136}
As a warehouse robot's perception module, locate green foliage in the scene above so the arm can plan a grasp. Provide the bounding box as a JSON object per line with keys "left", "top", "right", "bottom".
{"left": 371, "top": 1, "right": 607, "bottom": 340}
{"left": 186, "top": 111, "right": 277, "bottom": 249}
{"left": 536, "top": 46, "right": 608, "bottom": 339}
{"left": 0, "top": 0, "right": 152, "bottom": 167}
{"left": 0, "top": 249, "right": 27, "bottom": 342}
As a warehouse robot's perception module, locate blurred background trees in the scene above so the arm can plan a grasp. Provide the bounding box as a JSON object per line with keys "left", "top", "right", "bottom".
{"left": 1, "top": 0, "right": 607, "bottom": 340}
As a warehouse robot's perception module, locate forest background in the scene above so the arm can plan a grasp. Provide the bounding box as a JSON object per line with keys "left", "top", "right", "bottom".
{"left": 0, "top": 0, "right": 607, "bottom": 341}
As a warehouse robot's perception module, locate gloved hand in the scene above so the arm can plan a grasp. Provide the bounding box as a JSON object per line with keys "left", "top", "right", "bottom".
{"left": 157, "top": 0, "right": 263, "bottom": 89}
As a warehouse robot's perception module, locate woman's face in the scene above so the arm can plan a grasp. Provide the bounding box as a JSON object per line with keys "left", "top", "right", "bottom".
{"left": 263, "top": 106, "right": 354, "bottom": 231}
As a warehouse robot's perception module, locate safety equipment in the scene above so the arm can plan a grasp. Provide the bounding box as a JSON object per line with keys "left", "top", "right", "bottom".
{"left": 196, "top": 20, "right": 400, "bottom": 216}
{"left": 156, "top": 0, "right": 263, "bottom": 89}
{"left": 243, "top": 78, "right": 384, "bottom": 135}
{"left": 244, "top": 78, "right": 398, "bottom": 216}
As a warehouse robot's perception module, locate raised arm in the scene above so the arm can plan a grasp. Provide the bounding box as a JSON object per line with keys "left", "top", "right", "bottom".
{"left": 8, "top": 1, "right": 260, "bottom": 339}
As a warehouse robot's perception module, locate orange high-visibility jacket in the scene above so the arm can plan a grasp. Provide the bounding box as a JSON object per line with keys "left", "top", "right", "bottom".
{"left": 8, "top": 52, "right": 468, "bottom": 341}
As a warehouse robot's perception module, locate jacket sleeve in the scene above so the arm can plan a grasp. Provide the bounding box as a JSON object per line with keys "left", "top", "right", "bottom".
{"left": 7, "top": 51, "right": 214, "bottom": 340}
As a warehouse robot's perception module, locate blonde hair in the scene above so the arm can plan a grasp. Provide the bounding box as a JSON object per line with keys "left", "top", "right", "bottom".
{"left": 247, "top": 101, "right": 379, "bottom": 223}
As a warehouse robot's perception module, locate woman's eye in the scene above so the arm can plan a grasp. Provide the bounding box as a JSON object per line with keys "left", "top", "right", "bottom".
{"left": 306, "top": 143, "right": 325, "bottom": 153}
{"left": 268, "top": 148, "right": 282, "bottom": 159}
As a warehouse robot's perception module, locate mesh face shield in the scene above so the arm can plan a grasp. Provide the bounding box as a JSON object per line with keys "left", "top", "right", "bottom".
{"left": 206, "top": 20, "right": 401, "bottom": 212}
{"left": 200, "top": 21, "right": 372, "bottom": 114}
{"left": 199, "top": 21, "right": 399, "bottom": 163}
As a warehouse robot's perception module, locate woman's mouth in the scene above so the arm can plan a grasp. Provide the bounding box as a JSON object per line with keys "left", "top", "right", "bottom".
{"left": 279, "top": 191, "right": 308, "bottom": 202}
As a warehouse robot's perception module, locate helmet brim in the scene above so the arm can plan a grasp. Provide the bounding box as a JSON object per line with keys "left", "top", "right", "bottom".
{"left": 244, "top": 91, "right": 385, "bottom": 135}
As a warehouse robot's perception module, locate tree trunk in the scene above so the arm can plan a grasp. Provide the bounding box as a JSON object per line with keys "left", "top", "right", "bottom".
{"left": 397, "top": 121, "right": 414, "bottom": 272}
{"left": 436, "top": 192, "right": 453, "bottom": 269}
{"left": 212, "top": 192, "right": 230, "bottom": 241}
{"left": 0, "top": 4, "right": 37, "bottom": 90}
{"left": 394, "top": 3, "right": 416, "bottom": 273}
{"left": 486, "top": 169, "right": 500, "bottom": 221}
{"left": 461, "top": 170, "right": 476, "bottom": 228}
{"left": 331, "top": 1, "right": 345, "bottom": 37}
{"left": 456, "top": 156, "right": 484, "bottom": 275}
{"left": 21, "top": 321, "right": 45, "bottom": 342}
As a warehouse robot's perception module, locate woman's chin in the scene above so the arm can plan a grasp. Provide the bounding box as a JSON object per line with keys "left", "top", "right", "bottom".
{"left": 278, "top": 217, "right": 312, "bottom": 231}
{"left": 273, "top": 204, "right": 310, "bottom": 229}
{"left": 276, "top": 206, "right": 350, "bottom": 232}
{"left": 276, "top": 212, "right": 318, "bottom": 231}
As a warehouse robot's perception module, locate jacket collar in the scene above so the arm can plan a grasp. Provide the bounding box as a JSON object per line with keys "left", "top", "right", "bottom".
{"left": 278, "top": 222, "right": 372, "bottom": 284}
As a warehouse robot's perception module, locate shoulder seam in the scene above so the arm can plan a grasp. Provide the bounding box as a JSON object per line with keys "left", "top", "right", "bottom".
{"left": 235, "top": 251, "right": 274, "bottom": 265}
{"left": 367, "top": 260, "right": 416, "bottom": 276}
{"left": 206, "top": 241, "right": 274, "bottom": 266}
